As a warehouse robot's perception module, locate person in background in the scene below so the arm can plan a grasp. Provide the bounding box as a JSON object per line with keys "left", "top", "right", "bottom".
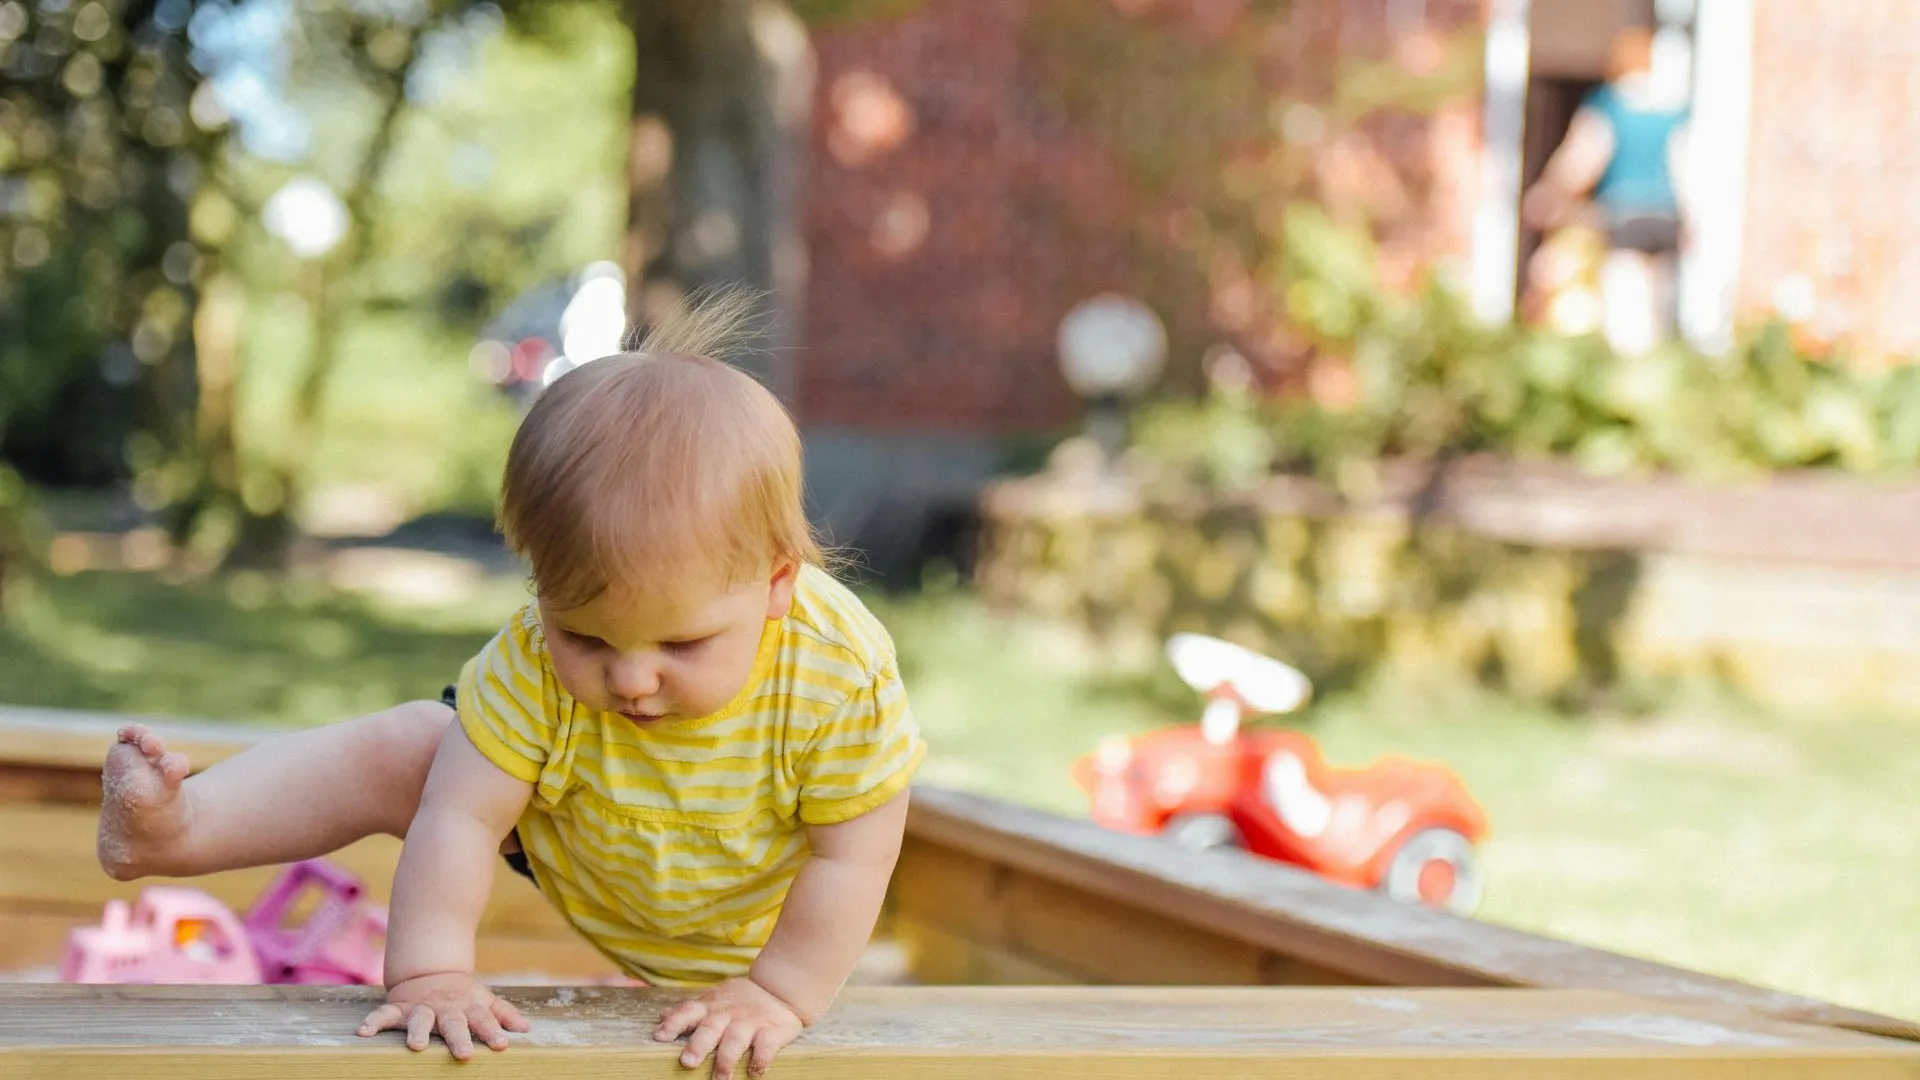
{"left": 1523, "top": 26, "right": 1690, "bottom": 356}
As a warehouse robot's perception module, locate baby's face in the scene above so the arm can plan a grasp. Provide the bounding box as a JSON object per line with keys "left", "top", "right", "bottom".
{"left": 539, "top": 563, "right": 797, "bottom": 724}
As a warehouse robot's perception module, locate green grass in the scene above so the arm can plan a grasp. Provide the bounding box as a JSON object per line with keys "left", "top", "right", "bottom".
{"left": 0, "top": 568, "right": 527, "bottom": 727}
{"left": 3, "top": 568, "right": 1914, "bottom": 1021}
{"left": 874, "top": 589, "right": 1920, "bottom": 1022}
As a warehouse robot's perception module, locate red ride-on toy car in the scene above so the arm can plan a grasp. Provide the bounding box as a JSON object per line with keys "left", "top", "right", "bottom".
{"left": 1073, "top": 633, "right": 1490, "bottom": 914}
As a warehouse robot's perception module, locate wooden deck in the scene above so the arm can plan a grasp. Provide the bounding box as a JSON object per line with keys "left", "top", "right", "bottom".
{"left": 5, "top": 984, "right": 1917, "bottom": 1078}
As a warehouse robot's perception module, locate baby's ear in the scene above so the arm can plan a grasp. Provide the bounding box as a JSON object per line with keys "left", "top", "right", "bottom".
{"left": 766, "top": 560, "right": 800, "bottom": 620}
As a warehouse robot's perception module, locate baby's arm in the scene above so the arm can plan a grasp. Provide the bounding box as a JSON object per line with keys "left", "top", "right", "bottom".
{"left": 654, "top": 788, "right": 911, "bottom": 1079}
{"left": 358, "top": 725, "right": 535, "bottom": 1059}
{"left": 753, "top": 787, "right": 910, "bottom": 1018}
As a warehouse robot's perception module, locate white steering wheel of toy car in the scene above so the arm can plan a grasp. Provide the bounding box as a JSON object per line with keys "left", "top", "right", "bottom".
{"left": 1166, "top": 633, "right": 1311, "bottom": 714}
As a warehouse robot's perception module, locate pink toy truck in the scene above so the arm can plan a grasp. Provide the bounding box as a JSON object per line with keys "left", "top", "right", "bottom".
{"left": 61, "top": 858, "right": 387, "bottom": 986}
{"left": 59, "top": 886, "right": 263, "bottom": 984}
{"left": 243, "top": 858, "right": 387, "bottom": 985}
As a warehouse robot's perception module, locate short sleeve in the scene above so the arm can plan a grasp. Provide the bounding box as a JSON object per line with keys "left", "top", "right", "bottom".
{"left": 456, "top": 608, "right": 564, "bottom": 784}
{"left": 795, "top": 654, "right": 926, "bottom": 826}
{"left": 1579, "top": 85, "right": 1618, "bottom": 127}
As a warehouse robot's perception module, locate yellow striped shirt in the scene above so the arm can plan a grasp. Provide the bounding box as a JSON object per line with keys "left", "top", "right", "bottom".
{"left": 455, "top": 565, "right": 925, "bottom": 984}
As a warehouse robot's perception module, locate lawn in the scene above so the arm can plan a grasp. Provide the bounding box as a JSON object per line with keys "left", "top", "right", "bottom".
{"left": 2, "top": 565, "right": 1914, "bottom": 1021}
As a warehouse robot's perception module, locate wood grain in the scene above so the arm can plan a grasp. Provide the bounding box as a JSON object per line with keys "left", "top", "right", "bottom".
{"left": 0, "top": 707, "right": 264, "bottom": 774}
{"left": 887, "top": 915, "right": 1080, "bottom": 986}
{"left": 998, "top": 873, "right": 1270, "bottom": 985}
{"left": 890, "top": 845, "right": 1359, "bottom": 987}
{"left": 2, "top": 986, "right": 1915, "bottom": 1079}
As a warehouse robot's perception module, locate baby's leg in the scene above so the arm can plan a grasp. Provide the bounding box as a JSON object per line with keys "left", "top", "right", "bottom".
{"left": 97, "top": 699, "right": 454, "bottom": 881}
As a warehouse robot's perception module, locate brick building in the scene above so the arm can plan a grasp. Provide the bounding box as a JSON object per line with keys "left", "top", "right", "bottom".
{"left": 795, "top": 0, "right": 1918, "bottom": 574}
{"left": 797, "top": 0, "right": 1485, "bottom": 575}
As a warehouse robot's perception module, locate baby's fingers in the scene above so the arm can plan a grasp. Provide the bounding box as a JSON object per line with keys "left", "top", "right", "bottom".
{"left": 467, "top": 1004, "right": 512, "bottom": 1052}
{"left": 439, "top": 1011, "right": 476, "bottom": 1061}
{"left": 713, "top": 1021, "right": 757, "bottom": 1080}
{"left": 491, "top": 995, "right": 533, "bottom": 1033}
{"left": 356, "top": 1003, "right": 404, "bottom": 1038}
{"left": 749, "top": 1025, "right": 793, "bottom": 1079}
{"left": 656, "top": 999, "right": 708, "bottom": 1042}
{"left": 682, "top": 1017, "right": 729, "bottom": 1069}
{"left": 405, "top": 1005, "right": 436, "bottom": 1052}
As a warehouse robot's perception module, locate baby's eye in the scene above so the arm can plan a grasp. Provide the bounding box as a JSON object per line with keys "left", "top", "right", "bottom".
{"left": 663, "top": 636, "right": 712, "bottom": 654}
{"left": 564, "top": 631, "right": 607, "bottom": 650}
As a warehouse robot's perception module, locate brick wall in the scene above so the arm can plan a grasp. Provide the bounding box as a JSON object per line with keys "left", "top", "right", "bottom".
{"left": 798, "top": 1, "right": 1136, "bottom": 435}
{"left": 798, "top": 0, "right": 1486, "bottom": 436}
{"left": 1740, "top": 0, "right": 1920, "bottom": 365}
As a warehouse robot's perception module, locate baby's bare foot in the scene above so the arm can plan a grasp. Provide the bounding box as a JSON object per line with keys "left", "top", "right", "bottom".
{"left": 97, "top": 724, "right": 195, "bottom": 880}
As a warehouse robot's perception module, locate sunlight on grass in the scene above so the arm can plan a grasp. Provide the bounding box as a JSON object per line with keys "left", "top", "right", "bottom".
{"left": 2, "top": 570, "right": 1913, "bottom": 1020}
{"left": 872, "top": 587, "right": 1920, "bottom": 1021}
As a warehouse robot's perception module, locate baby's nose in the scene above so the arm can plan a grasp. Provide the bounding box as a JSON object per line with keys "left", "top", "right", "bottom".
{"left": 606, "top": 657, "right": 661, "bottom": 700}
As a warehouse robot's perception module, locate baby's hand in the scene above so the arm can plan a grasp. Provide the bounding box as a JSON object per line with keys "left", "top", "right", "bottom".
{"left": 654, "top": 976, "right": 805, "bottom": 1079}
{"left": 357, "top": 971, "right": 531, "bottom": 1060}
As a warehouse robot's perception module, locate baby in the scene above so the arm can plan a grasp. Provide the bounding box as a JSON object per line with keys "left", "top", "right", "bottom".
{"left": 95, "top": 292, "right": 925, "bottom": 1079}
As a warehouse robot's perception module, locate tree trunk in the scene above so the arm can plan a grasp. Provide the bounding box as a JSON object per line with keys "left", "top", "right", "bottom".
{"left": 624, "top": 0, "right": 814, "bottom": 403}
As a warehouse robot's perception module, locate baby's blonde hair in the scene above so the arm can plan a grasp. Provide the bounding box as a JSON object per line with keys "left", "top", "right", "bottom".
{"left": 500, "top": 288, "right": 823, "bottom": 610}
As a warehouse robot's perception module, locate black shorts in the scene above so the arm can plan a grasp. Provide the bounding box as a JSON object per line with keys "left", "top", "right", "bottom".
{"left": 1607, "top": 212, "right": 1681, "bottom": 255}
{"left": 441, "top": 684, "right": 537, "bottom": 886}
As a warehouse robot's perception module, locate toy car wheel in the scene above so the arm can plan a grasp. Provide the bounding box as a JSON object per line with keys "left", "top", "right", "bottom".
{"left": 1162, "top": 812, "right": 1241, "bottom": 852}
{"left": 1380, "top": 828, "right": 1484, "bottom": 915}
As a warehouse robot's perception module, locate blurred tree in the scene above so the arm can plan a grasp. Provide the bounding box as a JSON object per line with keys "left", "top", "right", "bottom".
{"left": 0, "top": 0, "right": 207, "bottom": 489}
{"left": 3, "top": 0, "right": 880, "bottom": 573}
{"left": 206, "top": 0, "right": 461, "bottom": 564}
{"left": 622, "top": 0, "right": 813, "bottom": 399}
{"left": 168, "top": 0, "right": 552, "bottom": 565}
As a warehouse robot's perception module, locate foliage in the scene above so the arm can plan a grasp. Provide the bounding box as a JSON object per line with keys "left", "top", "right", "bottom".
{"left": 1022, "top": 0, "right": 1488, "bottom": 391}
{"left": 789, "top": 0, "right": 922, "bottom": 24}
{"left": 0, "top": 0, "right": 634, "bottom": 567}
{"left": 1134, "top": 203, "right": 1920, "bottom": 490}
{"left": 0, "top": 462, "right": 39, "bottom": 608}
{"left": 0, "top": 0, "right": 205, "bottom": 486}
{"left": 0, "top": 562, "right": 521, "bottom": 723}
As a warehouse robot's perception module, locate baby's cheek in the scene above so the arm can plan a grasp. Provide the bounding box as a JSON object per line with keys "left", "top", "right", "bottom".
{"left": 549, "top": 653, "right": 598, "bottom": 704}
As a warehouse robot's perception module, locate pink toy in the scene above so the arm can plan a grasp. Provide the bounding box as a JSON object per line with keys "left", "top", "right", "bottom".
{"left": 61, "top": 858, "right": 387, "bottom": 986}
{"left": 242, "top": 858, "right": 388, "bottom": 985}
{"left": 59, "top": 886, "right": 263, "bottom": 984}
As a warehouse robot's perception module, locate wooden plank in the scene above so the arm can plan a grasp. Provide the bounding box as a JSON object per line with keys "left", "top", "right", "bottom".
{"left": 887, "top": 915, "right": 1080, "bottom": 986}
{"left": 0, "top": 707, "right": 264, "bottom": 774}
{"left": 888, "top": 845, "right": 1005, "bottom": 942}
{"left": 2, "top": 986, "right": 1915, "bottom": 1078}
{"left": 0, "top": 909, "right": 83, "bottom": 973}
{"left": 0, "top": 804, "right": 575, "bottom": 940}
{"left": 999, "top": 873, "right": 1270, "bottom": 985}
{"left": 889, "top": 831, "right": 1363, "bottom": 988}
{"left": 0, "top": 766, "right": 101, "bottom": 806}
{"left": 905, "top": 787, "right": 1920, "bottom": 1042}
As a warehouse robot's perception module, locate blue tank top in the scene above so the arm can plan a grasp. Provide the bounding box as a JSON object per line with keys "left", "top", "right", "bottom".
{"left": 1586, "top": 85, "right": 1688, "bottom": 217}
